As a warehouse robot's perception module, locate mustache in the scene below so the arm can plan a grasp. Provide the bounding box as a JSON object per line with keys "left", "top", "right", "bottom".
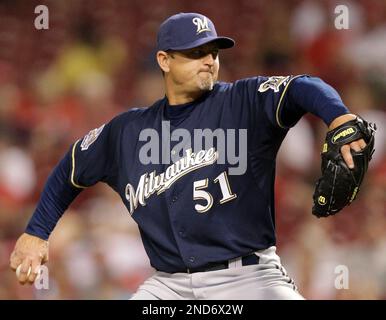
{"left": 198, "top": 68, "right": 214, "bottom": 74}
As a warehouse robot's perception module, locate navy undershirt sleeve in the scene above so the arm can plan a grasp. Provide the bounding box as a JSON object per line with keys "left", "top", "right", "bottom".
{"left": 280, "top": 76, "right": 349, "bottom": 127}
{"left": 25, "top": 150, "right": 82, "bottom": 240}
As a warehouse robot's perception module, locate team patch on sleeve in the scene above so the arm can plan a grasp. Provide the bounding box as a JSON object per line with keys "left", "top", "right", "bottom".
{"left": 80, "top": 124, "right": 105, "bottom": 151}
{"left": 258, "top": 76, "right": 291, "bottom": 93}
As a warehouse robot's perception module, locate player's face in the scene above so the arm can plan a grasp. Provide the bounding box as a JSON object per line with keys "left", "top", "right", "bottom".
{"left": 167, "top": 43, "right": 220, "bottom": 92}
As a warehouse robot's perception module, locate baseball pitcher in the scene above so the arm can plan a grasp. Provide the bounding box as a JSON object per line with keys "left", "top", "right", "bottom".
{"left": 9, "top": 13, "right": 376, "bottom": 300}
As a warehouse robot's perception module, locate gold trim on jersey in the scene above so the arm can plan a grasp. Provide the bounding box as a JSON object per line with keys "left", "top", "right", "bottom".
{"left": 275, "top": 75, "right": 303, "bottom": 129}
{"left": 71, "top": 140, "right": 87, "bottom": 189}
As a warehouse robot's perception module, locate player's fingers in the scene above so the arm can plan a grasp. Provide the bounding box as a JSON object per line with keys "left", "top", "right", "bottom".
{"left": 16, "top": 258, "right": 32, "bottom": 285}
{"left": 349, "top": 139, "right": 367, "bottom": 153}
{"left": 27, "top": 260, "right": 42, "bottom": 284}
{"left": 350, "top": 141, "right": 362, "bottom": 153}
{"left": 9, "top": 251, "right": 22, "bottom": 271}
{"left": 341, "top": 145, "right": 354, "bottom": 169}
{"left": 40, "top": 250, "right": 49, "bottom": 264}
{"left": 357, "top": 138, "right": 367, "bottom": 150}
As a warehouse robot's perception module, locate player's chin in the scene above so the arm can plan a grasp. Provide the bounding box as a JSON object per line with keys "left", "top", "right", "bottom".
{"left": 197, "top": 76, "right": 215, "bottom": 91}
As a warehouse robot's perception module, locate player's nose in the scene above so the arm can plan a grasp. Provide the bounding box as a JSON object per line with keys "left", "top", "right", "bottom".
{"left": 202, "top": 52, "right": 215, "bottom": 66}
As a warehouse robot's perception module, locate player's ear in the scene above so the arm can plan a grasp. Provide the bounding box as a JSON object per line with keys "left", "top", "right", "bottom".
{"left": 157, "top": 51, "right": 171, "bottom": 73}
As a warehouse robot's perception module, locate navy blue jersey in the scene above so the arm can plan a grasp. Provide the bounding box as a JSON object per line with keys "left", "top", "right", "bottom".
{"left": 27, "top": 75, "right": 349, "bottom": 273}
{"left": 69, "top": 75, "right": 301, "bottom": 272}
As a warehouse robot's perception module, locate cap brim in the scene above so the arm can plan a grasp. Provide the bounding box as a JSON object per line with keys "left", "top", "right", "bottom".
{"left": 167, "top": 36, "right": 235, "bottom": 51}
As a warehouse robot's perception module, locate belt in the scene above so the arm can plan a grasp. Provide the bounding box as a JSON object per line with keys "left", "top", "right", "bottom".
{"left": 185, "top": 253, "right": 260, "bottom": 274}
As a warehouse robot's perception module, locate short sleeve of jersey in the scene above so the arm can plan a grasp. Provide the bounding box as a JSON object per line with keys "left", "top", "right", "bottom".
{"left": 69, "top": 115, "right": 122, "bottom": 189}
{"left": 256, "top": 75, "right": 306, "bottom": 129}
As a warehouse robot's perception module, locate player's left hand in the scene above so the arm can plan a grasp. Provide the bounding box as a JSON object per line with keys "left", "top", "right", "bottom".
{"left": 328, "top": 114, "right": 366, "bottom": 169}
{"left": 312, "top": 113, "right": 376, "bottom": 217}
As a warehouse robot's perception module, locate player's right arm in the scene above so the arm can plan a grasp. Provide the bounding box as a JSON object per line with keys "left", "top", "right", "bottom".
{"left": 9, "top": 118, "right": 121, "bottom": 285}
{"left": 9, "top": 150, "right": 81, "bottom": 284}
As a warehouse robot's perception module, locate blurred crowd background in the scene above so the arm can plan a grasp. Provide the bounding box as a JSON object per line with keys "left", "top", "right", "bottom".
{"left": 0, "top": 0, "right": 385, "bottom": 299}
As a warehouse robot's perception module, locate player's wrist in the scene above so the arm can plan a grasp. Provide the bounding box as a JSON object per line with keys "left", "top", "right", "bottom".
{"left": 328, "top": 113, "right": 356, "bottom": 130}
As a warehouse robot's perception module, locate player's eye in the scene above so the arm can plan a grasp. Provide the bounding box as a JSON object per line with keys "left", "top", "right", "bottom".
{"left": 211, "top": 50, "right": 219, "bottom": 59}
{"left": 185, "top": 49, "right": 219, "bottom": 60}
{"left": 188, "top": 49, "right": 206, "bottom": 59}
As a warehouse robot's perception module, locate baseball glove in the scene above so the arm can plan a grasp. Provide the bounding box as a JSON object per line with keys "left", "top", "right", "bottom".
{"left": 312, "top": 116, "right": 376, "bottom": 218}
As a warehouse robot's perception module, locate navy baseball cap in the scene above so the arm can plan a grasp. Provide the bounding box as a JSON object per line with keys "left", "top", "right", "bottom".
{"left": 156, "top": 13, "right": 235, "bottom": 51}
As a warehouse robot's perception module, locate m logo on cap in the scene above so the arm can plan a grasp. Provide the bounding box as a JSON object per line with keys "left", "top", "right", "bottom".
{"left": 192, "top": 17, "right": 211, "bottom": 34}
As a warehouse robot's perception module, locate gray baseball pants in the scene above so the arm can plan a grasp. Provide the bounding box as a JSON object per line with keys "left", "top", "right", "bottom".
{"left": 130, "top": 246, "right": 304, "bottom": 300}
